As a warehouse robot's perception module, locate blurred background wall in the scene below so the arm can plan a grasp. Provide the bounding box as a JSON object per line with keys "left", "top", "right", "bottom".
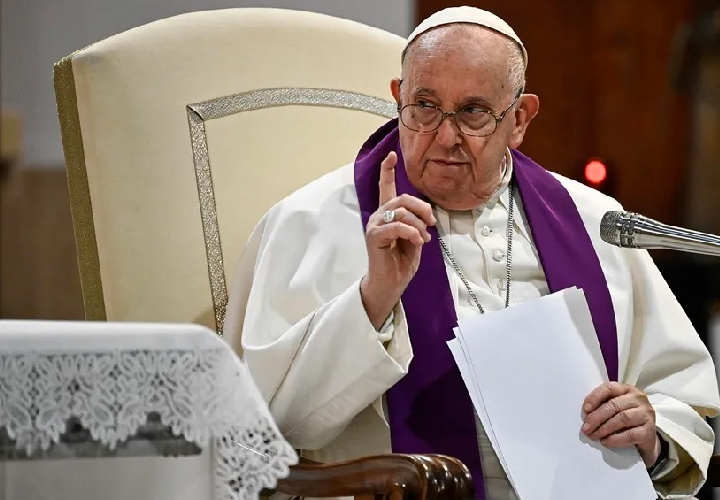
{"left": 1, "top": 1, "right": 719, "bottom": 496}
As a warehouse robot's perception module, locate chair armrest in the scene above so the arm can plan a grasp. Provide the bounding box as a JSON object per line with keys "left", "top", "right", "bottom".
{"left": 707, "top": 454, "right": 720, "bottom": 487}
{"left": 266, "top": 454, "right": 474, "bottom": 500}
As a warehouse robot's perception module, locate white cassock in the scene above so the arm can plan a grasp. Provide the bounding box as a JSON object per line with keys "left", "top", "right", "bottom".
{"left": 224, "top": 152, "right": 720, "bottom": 500}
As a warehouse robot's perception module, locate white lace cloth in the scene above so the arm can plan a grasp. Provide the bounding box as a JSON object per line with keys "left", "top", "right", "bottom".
{"left": 0, "top": 320, "right": 298, "bottom": 500}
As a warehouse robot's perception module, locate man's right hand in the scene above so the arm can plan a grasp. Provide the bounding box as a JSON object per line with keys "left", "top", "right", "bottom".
{"left": 360, "top": 151, "right": 436, "bottom": 330}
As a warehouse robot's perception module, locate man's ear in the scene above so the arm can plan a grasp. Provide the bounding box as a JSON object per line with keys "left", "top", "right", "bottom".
{"left": 391, "top": 78, "right": 402, "bottom": 105}
{"left": 508, "top": 94, "right": 539, "bottom": 149}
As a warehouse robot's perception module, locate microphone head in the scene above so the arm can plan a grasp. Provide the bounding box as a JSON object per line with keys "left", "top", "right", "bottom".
{"left": 600, "top": 210, "right": 639, "bottom": 248}
{"left": 600, "top": 211, "right": 623, "bottom": 245}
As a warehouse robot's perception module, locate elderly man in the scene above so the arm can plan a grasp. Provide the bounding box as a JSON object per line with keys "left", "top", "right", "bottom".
{"left": 224, "top": 6, "right": 719, "bottom": 500}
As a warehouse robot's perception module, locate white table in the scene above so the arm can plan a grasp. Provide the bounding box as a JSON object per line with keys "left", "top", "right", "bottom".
{"left": 0, "top": 320, "right": 298, "bottom": 500}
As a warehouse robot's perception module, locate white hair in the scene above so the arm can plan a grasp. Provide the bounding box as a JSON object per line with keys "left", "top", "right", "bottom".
{"left": 506, "top": 40, "right": 526, "bottom": 95}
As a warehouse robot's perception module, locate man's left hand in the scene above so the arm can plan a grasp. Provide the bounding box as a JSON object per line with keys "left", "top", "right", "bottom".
{"left": 582, "top": 382, "right": 661, "bottom": 467}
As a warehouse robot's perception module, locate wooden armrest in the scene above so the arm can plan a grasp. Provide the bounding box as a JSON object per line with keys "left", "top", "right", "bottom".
{"left": 264, "top": 454, "right": 473, "bottom": 500}
{"left": 707, "top": 454, "right": 720, "bottom": 487}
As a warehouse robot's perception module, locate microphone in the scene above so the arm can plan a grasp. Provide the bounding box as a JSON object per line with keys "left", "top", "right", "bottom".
{"left": 600, "top": 211, "right": 720, "bottom": 257}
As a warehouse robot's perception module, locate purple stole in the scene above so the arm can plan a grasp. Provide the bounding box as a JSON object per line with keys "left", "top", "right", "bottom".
{"left": 353, "top": 119, "right": 618, "bottom": 499}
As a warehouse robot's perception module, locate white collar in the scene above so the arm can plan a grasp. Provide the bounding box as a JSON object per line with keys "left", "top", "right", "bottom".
{"left": 486, "top": 149, "right": 513, "bottom": 208}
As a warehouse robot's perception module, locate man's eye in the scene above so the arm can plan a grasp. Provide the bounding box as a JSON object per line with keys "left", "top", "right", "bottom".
{"left": 417, "top": 101, "right": 435, "bottom": 108}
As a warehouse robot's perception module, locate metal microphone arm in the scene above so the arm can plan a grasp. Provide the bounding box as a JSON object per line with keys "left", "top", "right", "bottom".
{"left": 600, "top": 211, "right": 720, "bottom": 257}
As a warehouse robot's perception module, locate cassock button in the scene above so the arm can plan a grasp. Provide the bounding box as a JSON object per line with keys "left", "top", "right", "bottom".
{"left": 498, "top": 280, "right": 507, "bottom": 291}
{"left": 480, "top": 226, "right": 491, "bottom": 237}
{"left": 492, "top": 249, "right": 504, "bottom": 262}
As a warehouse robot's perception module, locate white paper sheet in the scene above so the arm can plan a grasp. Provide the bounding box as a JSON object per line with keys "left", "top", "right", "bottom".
{"left": 448, "top": 287, "right": 657, "bottom": 500}
{"left": 447, "top": 336, "right": 516, "bottom": 491}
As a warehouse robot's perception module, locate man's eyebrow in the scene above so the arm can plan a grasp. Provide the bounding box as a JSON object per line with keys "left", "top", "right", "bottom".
{"left": 409, "top": 87, "right": 438, "bottom": 98}
{"left": 408, "top": 87, "right": 496, "bottom": 110}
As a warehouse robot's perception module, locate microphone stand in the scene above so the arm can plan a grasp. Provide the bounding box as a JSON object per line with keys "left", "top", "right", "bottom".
{"left": 625, "top": 214, "right": 720, "bottom": 257}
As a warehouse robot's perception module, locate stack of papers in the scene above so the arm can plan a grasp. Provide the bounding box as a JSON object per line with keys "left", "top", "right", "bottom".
{"left": 447, "top": 287, "right": 657, "bottom": 500}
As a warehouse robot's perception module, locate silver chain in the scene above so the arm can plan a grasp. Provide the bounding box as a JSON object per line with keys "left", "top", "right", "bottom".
{"left": 438, "top": 177, "right": 515, "bottom": 314}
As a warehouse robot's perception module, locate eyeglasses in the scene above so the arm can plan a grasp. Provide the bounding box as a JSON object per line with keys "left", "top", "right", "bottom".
{"left": 398, "top": 89, "right": 522, "bottom": 137}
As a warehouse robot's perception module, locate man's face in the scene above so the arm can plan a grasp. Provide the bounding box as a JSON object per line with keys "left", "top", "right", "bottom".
{"left": 391, "top": 25, "right": 537, "bottom": 211}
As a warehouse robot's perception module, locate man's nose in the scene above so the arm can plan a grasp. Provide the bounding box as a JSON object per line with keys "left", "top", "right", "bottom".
{"left": 434, "top": 116, "right": 463, "bottom": 148}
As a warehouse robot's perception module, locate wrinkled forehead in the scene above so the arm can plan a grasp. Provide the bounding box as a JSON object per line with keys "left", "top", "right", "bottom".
{"left": 402, "top": 26, "right": 515, "bottom": 103}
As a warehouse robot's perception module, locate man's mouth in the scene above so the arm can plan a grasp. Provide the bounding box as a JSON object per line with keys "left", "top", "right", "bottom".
{"left": 429, "top": 159, "right": 468, "bottom": 166}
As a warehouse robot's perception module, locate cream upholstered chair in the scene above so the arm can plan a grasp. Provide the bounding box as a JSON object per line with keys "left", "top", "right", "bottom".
{"left": 54, "top": 7, "right": 400, "bottom": 334}
{"left": 53, "top": 8, "right": 473, "bottom": 500}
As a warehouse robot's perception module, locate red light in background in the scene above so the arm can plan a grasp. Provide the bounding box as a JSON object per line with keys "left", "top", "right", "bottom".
{"left": 584, "top": 159, "right": 608, "bottom": 185}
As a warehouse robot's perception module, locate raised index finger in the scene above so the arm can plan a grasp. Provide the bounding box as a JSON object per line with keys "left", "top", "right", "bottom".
{"left": 379, "top": 151, "right": 398, "bottom": 205}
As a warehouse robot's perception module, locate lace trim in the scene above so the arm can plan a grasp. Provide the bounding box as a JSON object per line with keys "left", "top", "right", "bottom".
{"left": 0, "top": 348, "right": 298, "bottom": 500}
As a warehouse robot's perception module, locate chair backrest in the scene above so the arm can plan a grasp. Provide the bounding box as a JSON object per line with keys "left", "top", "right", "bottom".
{"left": 54, "top": 8, "right": 404, "bottom": 334}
